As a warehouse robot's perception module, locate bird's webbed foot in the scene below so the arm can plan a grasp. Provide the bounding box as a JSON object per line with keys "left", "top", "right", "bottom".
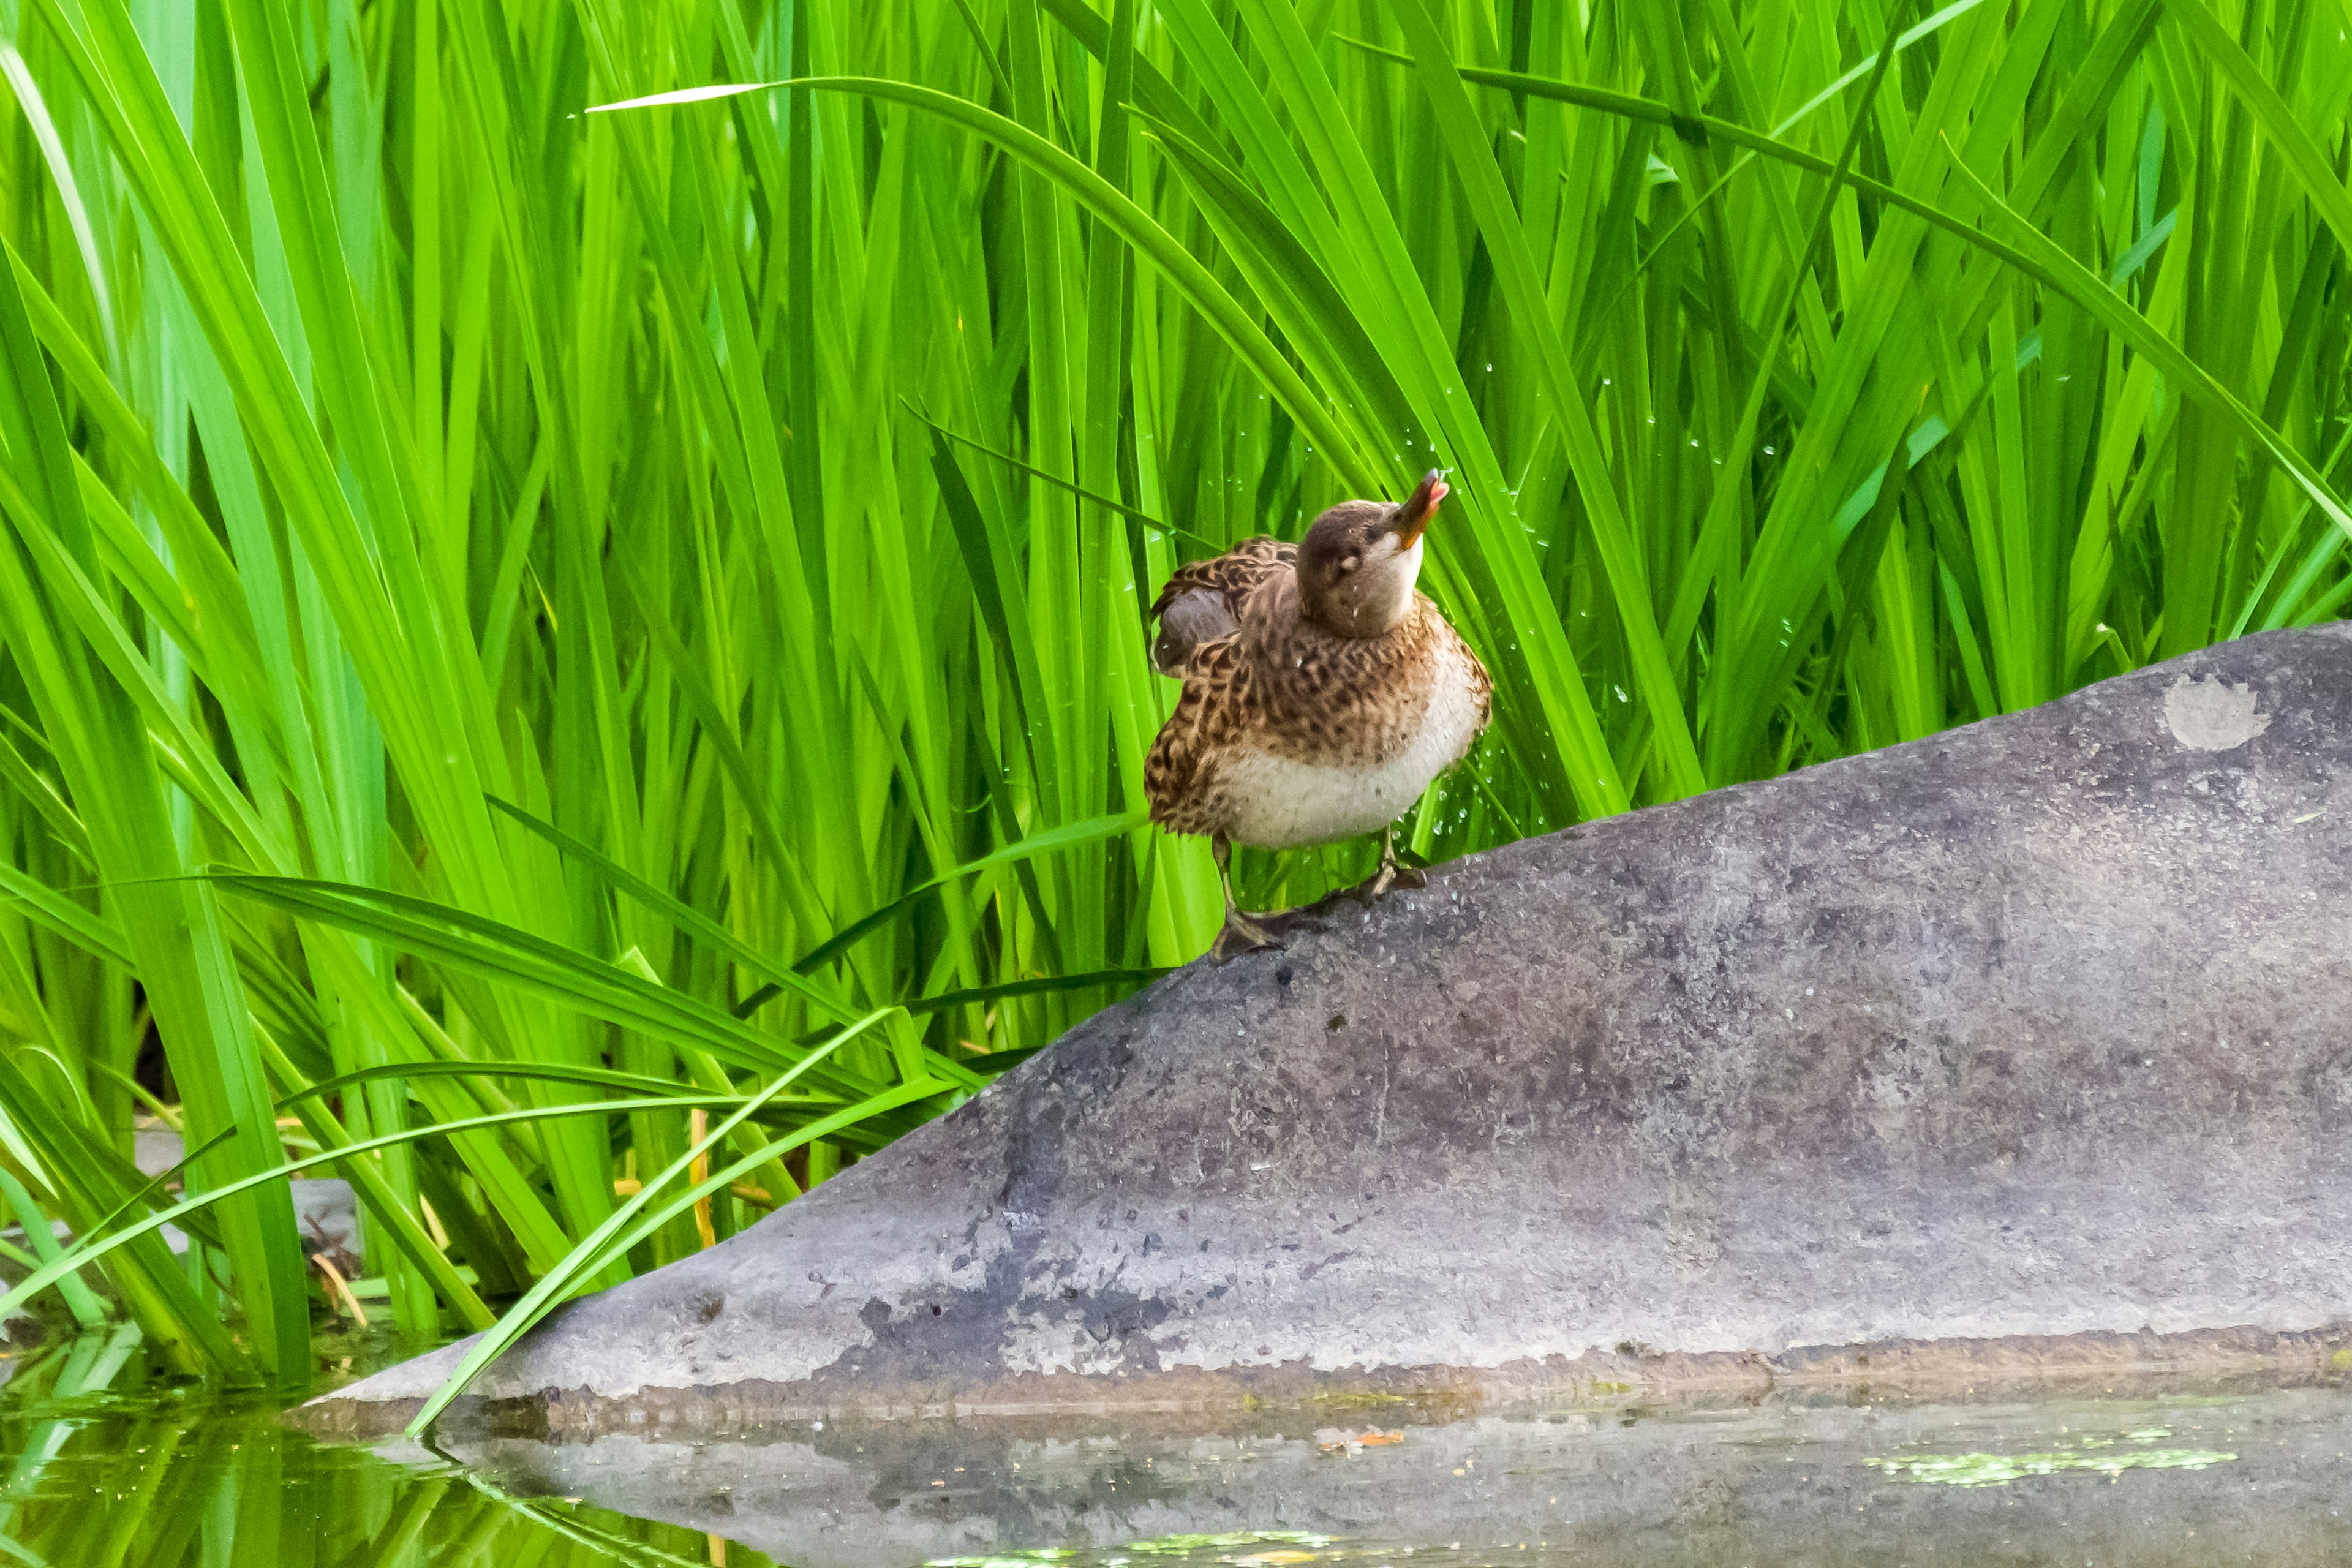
{"left": 1210, "top": 907, "right": 1286, "bottom": 963}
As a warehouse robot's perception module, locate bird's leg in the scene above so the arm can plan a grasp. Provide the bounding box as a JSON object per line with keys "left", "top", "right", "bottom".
{"left": 1386, "top": 824, "right": 1427, "bottom": 891}
{"left": 1355, "top": 824, "right": 1427, "bottom": 905}
{"left": 1210, "top": 832, "right": 1283, "bottom": 962}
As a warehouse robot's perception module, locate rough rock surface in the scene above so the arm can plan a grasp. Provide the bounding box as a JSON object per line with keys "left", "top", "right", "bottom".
{"left": 305, "top": 627, "right": 2352, "bottom": 1435}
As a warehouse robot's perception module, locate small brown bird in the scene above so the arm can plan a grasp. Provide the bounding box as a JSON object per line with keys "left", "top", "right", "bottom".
{"left": 1144, "top": 470, "right": 1492, "bottom": 960}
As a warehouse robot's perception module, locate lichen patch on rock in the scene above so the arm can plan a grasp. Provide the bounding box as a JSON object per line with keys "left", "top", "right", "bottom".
{"left": 2163, "top": 673, "right": 2272, "bottom": 750}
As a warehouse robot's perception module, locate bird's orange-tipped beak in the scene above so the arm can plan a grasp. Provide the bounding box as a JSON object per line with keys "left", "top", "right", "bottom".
{"left": 1393, "top": 469, "right": 1449, "bottom": 548}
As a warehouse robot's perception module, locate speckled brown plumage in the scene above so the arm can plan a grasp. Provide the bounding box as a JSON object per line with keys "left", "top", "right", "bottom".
{"left": 1143, "top": 538, "right": 1491, "bottom": 840}
{"left": 1148, "top": 535, "right": 1297, "bottom": 628}
{"left": 1145, "top": 473, "right": 1485, "bottom": 959}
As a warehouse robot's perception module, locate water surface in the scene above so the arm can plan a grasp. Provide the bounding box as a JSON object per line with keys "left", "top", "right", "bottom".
{"left": 4, "top": 1324, "right": 2346, "bottom": 1566}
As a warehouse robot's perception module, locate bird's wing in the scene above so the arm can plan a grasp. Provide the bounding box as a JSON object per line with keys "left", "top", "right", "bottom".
{"left": 1148, "top": 537, "right": 1295, "bottom": 676}
{"left": 1460, "top": 622, "right": 1494, "bottom": 733}
{"left": 1144, "top": 634, "right": 1248, "bottom": 832}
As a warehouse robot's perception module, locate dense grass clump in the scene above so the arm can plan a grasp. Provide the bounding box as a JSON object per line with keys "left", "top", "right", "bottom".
{"left": 0, "top": 0, "right": 2345, "bottom": 1406}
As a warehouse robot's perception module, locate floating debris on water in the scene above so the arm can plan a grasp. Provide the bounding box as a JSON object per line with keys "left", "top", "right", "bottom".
{"left": 1118, "top": 1532, "right": 1334, "bottom": 1558}
{"left": 1316, "top": 1427, "right": 1406, "bottom": 1455}
{"left": 1864, "top": 1446, "right": 2237, "bottom": 1487}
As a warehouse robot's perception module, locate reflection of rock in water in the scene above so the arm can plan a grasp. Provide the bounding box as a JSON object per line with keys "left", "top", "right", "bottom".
{"left": 424, "top": 1387, "right": 2352, "bottom": 1568}
{"left": 309, "top": 626, "right": 2352, "bottom": 1436}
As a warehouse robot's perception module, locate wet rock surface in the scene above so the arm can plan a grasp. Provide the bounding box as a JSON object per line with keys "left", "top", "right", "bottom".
{"left": 306, "top": 627, "right": 2352, "bottom": 1434}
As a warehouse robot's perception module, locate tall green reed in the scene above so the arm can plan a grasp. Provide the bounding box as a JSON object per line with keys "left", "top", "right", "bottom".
{"left": 0, "top": 0, "right": 2344, "bottom": 1389}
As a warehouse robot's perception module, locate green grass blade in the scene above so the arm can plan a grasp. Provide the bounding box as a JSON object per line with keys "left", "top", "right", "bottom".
{"left": 402, "top": 1009, "right": 897, "bottom": 1438}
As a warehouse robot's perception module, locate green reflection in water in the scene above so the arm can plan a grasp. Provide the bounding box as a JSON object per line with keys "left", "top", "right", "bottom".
{"left": 1865, "top": 1445, "right": 2239, "bottom": 1487}
{"left": 1121, "top": 1533, "right": 1332, "bottom": 1556}
{"left": 0, "top": 1326, "right": 764, "bottom": 1568}
{"left": 927, "top": 1529, "right": 1335, "bottom": 1568}
{"left": 927, "top": 1533, "right": 1341, "bottom": 1568}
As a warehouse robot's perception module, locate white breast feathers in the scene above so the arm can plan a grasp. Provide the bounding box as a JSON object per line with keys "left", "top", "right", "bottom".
{"left": 1215, "top": 636, "right": 1485, "bottom": 851}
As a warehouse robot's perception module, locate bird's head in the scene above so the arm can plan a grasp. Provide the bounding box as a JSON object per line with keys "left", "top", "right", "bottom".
{"left": 1296, "top": 470, "right": 1449, "bottom": 639}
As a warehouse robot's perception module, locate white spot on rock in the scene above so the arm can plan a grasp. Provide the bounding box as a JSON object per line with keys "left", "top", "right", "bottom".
{"left": 2163, "top": 674, "right": 2271, "bottom": 751}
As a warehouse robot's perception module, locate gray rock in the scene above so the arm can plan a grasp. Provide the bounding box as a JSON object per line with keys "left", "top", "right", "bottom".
{"left": 5, "top": 1126, "right": 360, "bottom": 1341}
{"left": 133, "top": 1125, "right": 186, "bottom": 1179}
{"left": 303, "top": 627, "right": 2352, "bottom": 1436}
{"left": 290, "top": 1178, "right": 361, "bottom": 1275}
{"left": 127, "top": 1123, "right": 361, "bottom": 1270}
